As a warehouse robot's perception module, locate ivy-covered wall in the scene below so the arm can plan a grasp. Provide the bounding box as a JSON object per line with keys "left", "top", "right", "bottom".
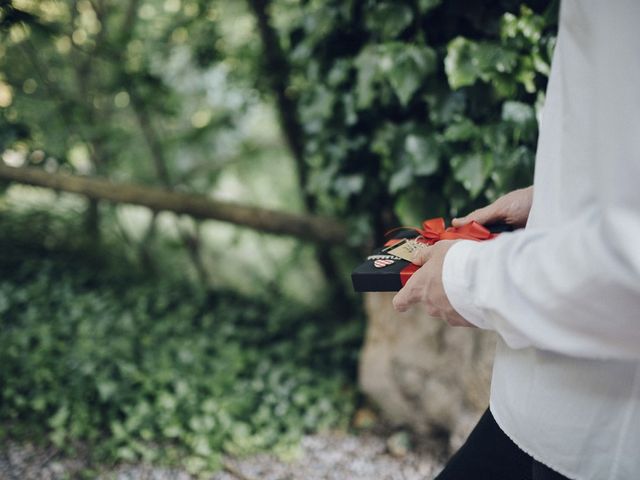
{"left": 278, "top": 0, "right": 558, "bottom": 242}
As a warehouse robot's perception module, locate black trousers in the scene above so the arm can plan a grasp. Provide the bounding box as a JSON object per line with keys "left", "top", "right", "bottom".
{"left": 435, "top": 409, "right": 570, "bottom": 480}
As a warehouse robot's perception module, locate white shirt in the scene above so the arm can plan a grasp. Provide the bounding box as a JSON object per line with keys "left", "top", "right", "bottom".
{"left": 442, "top": 1, "right": 640, "bottom": 479}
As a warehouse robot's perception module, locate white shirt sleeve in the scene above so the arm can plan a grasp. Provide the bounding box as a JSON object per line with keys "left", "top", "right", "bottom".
{"left": 442, "top": 0, "right": 640, "bottom": 361}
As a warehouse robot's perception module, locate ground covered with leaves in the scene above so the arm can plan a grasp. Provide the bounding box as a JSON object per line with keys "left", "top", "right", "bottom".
{"left": 0, "top": 209, "right": 363, "bottom": 475}
{"left": 1, "top": 431, "right": 446, "bottom": 480}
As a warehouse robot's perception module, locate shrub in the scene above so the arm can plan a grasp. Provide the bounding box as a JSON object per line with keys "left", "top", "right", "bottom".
{"left": 281, "top": 0, "right": 558, "bottom": 241}
{"left": 0, "top": 210, "right": 361, "bottom": 473}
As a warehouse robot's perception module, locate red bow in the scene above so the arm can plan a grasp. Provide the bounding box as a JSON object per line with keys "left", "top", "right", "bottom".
{"left": 386, "top": 217, "right": 496, "bottom": 246}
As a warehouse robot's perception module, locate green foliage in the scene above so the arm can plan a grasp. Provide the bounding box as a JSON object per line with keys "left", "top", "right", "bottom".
{"left": 283, "top": 0, "right": 558, "bottom": 239}
{"left": 2, "top": 0, "right": 557, "bottom": 245}
{"left": 0, "top": 1, "right": 561, "bottom": 472}
{"left": 0, "top": 0, "right": 265, "bottom": 190}
{"left": 0, "top": 210, "right": 361, "bottom": 473}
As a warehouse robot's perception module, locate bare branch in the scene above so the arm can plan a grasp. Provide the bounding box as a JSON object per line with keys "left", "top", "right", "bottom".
{"left": 0, "top": 164, "right": 350, "bottom": 245}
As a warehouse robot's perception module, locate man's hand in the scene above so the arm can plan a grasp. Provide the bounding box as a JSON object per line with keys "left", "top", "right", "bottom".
{"left": 392, "top": 240, "right": 474, "bottom": 327}
{"left": 451, "top": 186, "right": 533, "bottom": 229}
{"left": 392, "top": 186, "right": 533, "bottom": 324}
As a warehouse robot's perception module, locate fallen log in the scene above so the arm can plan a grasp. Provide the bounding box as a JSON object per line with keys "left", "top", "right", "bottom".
{"left": 0, "top": 164, "right": 348, "bottom": 244}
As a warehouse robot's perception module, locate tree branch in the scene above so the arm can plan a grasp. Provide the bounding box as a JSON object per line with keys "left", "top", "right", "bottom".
{"left": 0, "top": 164, "right": 349, "bottom": 245}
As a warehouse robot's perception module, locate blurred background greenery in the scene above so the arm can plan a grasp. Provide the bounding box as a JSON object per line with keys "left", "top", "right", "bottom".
{"left": 0, "top": 0, "right": 556, "bottom": 474}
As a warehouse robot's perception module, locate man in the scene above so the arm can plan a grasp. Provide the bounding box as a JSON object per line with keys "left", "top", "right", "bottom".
{"left": 392, "top": 1, "right": 640, "bottom": 479}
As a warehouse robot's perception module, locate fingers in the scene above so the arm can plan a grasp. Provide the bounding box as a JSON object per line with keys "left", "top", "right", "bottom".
{"left": 453, "top": 186, "right": 534, "bottom": 228}
{"left": 452, "top": 204, "right": 501, "bottom": 227}
{"left": 393, "top": 248, "right": 432, "bottom": 311}
{"left": 450, "top": 215, "right": 469, "bottom": 227}
{"left": 393, "top": 283, "right": 415, "bottom": 312}
{"left": 411, "top": 244, "right": 432, "bottom": 266}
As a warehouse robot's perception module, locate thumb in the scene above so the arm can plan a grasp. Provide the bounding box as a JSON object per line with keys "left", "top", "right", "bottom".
{"left": 411, "top": 244, "right": 432, "bottom": 266}
{"left": 452, "top": 205, "right": 496, "bottom": 227}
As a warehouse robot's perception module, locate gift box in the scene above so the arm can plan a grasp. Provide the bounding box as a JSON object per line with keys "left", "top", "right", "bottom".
{"left": 351, "top": 218, "right": 511, "bottom": 292}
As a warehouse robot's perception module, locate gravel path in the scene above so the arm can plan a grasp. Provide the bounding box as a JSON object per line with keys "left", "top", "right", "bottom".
{"left": 1, "top": 432, "right": 445, "bottom": 480}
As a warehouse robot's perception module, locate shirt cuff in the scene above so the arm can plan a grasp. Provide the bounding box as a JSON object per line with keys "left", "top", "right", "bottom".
{"left": 442, "top": 240, "right": 490, "bottom": 329}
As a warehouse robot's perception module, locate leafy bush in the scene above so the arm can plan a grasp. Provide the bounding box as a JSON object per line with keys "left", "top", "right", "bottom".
{"left": 0, "top": 209, "right": 361, "bottom": 473}
{"left": 280, "top": 0, "right": 558, "bottom": 240}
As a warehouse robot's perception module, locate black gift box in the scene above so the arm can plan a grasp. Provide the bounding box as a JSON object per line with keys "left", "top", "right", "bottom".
{"left": 351, "top": 230, "right": 419, "bottom": 292}
{"left": 351, "top": 223, "right": 513, "bottom": 292}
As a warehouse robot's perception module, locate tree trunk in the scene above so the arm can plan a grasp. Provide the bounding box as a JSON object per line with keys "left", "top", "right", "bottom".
{"left": 248, "top": 0, "right": 350, "bottom": 305}
{"left": 129, "top": 89, "right": 211, "bottom": 285}
{"left": 248, "top": 0, "right": 308, "bottom": 197}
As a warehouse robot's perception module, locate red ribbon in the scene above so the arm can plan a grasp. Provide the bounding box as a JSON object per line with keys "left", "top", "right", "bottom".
{"left": 400, "top": 264, "right": 419, "bottom": 286}
{"left": 385, "top": 217, "right": 496, "bottom": 247}
{"left": 385, "top": 217, "right": 498, "bottom": 287}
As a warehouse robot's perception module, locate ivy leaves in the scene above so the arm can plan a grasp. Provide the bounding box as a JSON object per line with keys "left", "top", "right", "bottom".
{"left": 451, "top": 153, "right": 488, "bottom": 198}
{"left": 0, "top": 212, "right": 360, "bottom": 473}
{"left": 445, "top": 5, "right": 554, "bottom": 96}
{"left": 284, "top": 1, "right": 557, "bottom": 239}
{"left": 365, "top": 3, "right": 414, "bottom": 39}
{"left": 356, "top": 43, "right": 437, "bottom": 108}
{"left": 372, "top": 125, "right": 440, "bottom": 194}
{"left": 445, "top": 37, "right": 519, "bottom": 91}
